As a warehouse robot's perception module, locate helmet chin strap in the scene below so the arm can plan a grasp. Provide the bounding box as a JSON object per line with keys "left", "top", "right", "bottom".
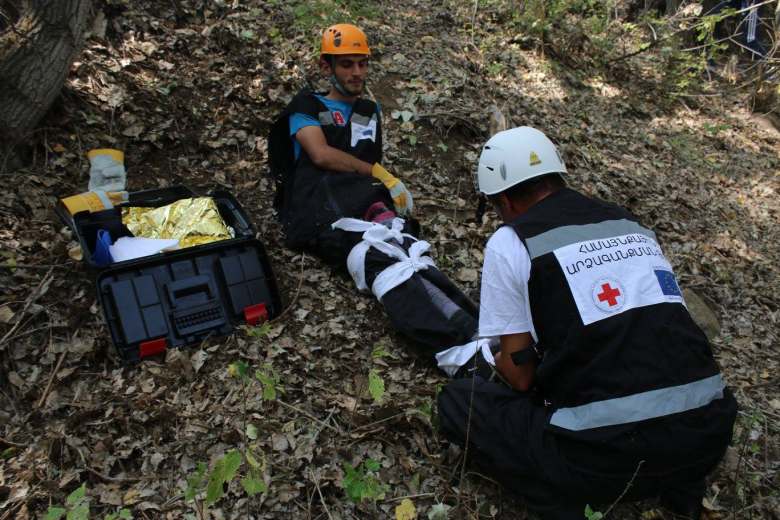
{"left": 475, "top": 194, "right": 487, "bottom": 222}
{"left": 329, "top": 74, "right": 352, "bottom": 97}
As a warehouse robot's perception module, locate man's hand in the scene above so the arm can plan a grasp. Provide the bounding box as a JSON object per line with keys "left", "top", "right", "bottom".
{"left": 495, "top": 332, "right": 536, "bottom": 392}
{"left": 296, "top": 126, "right": 373, "bottom": 175}
{"left": 371, "top": 163, "right": 414, "bottom": 216}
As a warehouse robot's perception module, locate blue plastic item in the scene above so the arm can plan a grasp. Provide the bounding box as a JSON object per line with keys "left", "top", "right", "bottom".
{"left": 93, "top": 229, "right": 114, "bottom": 267}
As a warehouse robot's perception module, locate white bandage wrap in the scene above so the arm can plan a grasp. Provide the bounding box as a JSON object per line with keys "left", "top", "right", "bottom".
{"left": 435, "top": 338, "right": 496, "bottom": 377}
{"left": 331, "top": 217, "right": 436, "bottom": 300}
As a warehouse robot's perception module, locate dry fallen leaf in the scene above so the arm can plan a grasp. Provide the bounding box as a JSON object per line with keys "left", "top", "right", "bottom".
{"left": 8, "top": 371, "right": 25, "bottom": 388}
{"left": 396, "top": 498, "right": 417, "bottom": 520}
{"left": 337, "top": 395, "right": 359, "bottom": 412}
{"left": 190, "top": 350, "right": 208, "bottom": 373}
{"left": 271, "top": 433, "right": 289, "bottom": 452}
{"left": 1, "top": 2, "right": 778, "bottom": 519}
{"left": 67, "top": 243, "right": 83, "bottom": 261}
{"left": 0, "top": 304, "right": 14, "bottom": 324}
{"left": 455, "top": 268, "right": 478, "bottom": 283}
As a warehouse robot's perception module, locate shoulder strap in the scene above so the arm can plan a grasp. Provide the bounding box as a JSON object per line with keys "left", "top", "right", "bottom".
{"left": 288, "top": 88, "right": 328, "bottom": 117}
{"left": 267, "top": 88, "right": 323, "bottom": 213}
{"left": 352, "top": 97, "right": 377, "bottom": 117}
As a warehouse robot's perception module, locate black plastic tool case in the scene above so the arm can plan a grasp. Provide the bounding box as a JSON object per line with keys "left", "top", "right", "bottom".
{"left": 57, "top": 186, "right": 281, "bottom": 363}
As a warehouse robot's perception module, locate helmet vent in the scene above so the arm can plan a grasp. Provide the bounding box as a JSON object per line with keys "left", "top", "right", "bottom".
{"left": 499, "top": 162, "right": 507, "bottom": 180}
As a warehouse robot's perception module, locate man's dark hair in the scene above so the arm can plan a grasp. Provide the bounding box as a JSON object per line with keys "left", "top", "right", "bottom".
{"left": 497, "top": 173, "right": 565, "bottom": 203}
{"left": 321, "top": 54, "right": 369, "bottom": 67}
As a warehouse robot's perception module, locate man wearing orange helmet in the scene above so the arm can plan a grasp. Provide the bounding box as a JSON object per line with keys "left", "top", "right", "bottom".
{"left": 268, "top": 23, "right": 414, "bottom": 264}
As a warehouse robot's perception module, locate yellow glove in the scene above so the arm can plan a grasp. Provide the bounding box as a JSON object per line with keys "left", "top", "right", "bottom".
{"left": 61, "top": 148, "right": 129, "bottom": 216}
{"left": 87, "top": 149, "right": 126, "bottom": 192}
{"left": 60, "top": 191, "right": 128, "bottom": 216}
{"left": 371, "top": 163, "right": 413, "bottom": 216}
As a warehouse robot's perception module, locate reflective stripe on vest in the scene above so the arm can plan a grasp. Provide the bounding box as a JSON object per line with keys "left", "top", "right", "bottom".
{"left": 351, "top": 113, "right": 373, "bottom": 126}
{"left": 525, "top": 218, "right": 657, "bottom": 260}
{"left": 318, "top": 111, "right": 335, "bottom": 125}
{"left": 549, "top": 374, "right": 725, "bottom": 431}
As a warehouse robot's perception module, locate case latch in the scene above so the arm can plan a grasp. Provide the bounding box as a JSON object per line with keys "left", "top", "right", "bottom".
{"left": 140, "top": 337, "right": 167, "bottom": 358}
{"left": 244, "top": 303, "right": 268, "bottom": 326}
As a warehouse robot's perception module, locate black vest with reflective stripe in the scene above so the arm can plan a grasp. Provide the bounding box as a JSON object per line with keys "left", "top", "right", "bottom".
{"left": 276, "top": 90, "right": 391, "bottom": 248}
{"left": 509, "top": 188, "right": 725, "bottom": 435}
{"left": 290, "top": 90, "right": 382, "bottom": 169}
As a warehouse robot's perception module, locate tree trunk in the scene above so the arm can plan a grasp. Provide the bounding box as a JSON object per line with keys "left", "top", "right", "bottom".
{"left": 665, "top": 0, "right": 681, "bottom": 15}
{"left": 776, "top": 0, "right": 780, "bottom": 38}
{"left": 0, "top": 0, "right": 91, "bottom": 171}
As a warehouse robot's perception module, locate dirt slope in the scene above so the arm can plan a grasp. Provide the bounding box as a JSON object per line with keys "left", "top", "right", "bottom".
{"left": 1, "top": 1, "right": 778, "bottom": 518}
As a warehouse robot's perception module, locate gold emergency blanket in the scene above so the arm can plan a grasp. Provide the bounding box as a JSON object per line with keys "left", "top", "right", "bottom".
{"left": 122, "top": 197, "right": 233, "bottom": 248}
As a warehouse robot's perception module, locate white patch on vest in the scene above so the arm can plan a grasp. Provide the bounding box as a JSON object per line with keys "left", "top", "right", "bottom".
{"left": 553, "top": 233, "right": 685, "bottom": 325}
{"left": 351, "top": 117, "right": 377, "bottom": 147}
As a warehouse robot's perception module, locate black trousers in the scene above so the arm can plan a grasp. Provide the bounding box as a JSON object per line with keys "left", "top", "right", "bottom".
{"left": 438, "top": 377, "right": 730, "bottom": 517}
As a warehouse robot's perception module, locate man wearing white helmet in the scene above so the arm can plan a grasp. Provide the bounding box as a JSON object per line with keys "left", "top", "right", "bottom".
{"left": 437, "top": 127, "right": 737, "bottom": 519}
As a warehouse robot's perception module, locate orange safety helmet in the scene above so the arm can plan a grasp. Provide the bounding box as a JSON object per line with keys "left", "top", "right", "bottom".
{"left": 321, "top": 23, "right": 371, "bottom": 56}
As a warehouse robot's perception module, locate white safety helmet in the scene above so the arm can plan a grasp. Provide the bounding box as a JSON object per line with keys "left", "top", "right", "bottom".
{"left": 477, "top": 126, "right": 567, "bottom": 196}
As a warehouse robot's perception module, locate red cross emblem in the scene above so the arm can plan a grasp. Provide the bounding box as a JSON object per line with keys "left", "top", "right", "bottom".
{"left": 333, "top": 110, "right": 345, "bottom": 126}
{"left": 597, "top": 283, "right": 621, "bottom": 307}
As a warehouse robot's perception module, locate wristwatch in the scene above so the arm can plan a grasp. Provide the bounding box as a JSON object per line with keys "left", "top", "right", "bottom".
{"left": 510, "top": 346, "right": 538, "bottom": 366}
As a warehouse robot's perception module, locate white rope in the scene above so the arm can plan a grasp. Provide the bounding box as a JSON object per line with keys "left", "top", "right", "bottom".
{"left": 332, "top": 217, "right": 436, "bottom": 299}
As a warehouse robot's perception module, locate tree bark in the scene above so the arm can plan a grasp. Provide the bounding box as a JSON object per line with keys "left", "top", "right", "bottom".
{"left": 665, "top": 0, "right": 681, "bottom": 15}
{"left": 0, "top": 0, "right": 91, "bottom": 171}
{"left": 776, "top": 0, "right": 780, "bottom": 37}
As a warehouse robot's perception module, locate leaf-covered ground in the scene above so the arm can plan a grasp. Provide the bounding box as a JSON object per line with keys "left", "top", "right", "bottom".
{"left": 1, "top": 1, "right": 778, "bottom": 518}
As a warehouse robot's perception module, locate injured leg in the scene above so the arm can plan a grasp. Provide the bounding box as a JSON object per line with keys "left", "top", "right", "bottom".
{"left": 331, "top": 216, "right": 478, "bottom": 350}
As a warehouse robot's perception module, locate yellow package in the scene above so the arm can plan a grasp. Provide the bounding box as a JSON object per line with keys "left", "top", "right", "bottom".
{"left": 123, "top": 197, "right": 233, "bottom": 248}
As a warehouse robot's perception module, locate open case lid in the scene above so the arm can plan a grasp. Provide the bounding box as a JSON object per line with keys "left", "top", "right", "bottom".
{"left": 96, "top": 237, "right": 282, "bottom": 363}
{"left": 55, "top": 186, "right": 197, "bottom": 238}
{"left": 55, "top": 186, "right": 255, "bottom": 269}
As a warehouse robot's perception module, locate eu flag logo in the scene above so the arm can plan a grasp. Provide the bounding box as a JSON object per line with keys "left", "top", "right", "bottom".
{"left": 654, "top": 269, "right": 682, "bottom": 297}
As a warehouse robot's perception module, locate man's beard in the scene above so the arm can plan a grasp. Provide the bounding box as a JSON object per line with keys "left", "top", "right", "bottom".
{"left": 345, "top": 80, "right": 364, "bottom": 95}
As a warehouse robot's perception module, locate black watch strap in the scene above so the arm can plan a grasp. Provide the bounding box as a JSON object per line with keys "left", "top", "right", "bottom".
{"left": 510, "top": 347, "right": 537, "bottom": 366}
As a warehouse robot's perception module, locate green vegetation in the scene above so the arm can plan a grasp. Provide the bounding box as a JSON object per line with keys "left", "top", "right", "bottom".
{"left": 281, "top": 0, "right": 381, "bottom": 33}
{"left": 459, "top": 0, "right": 760, "bottom": 100}
{"left": 44, "top": 484, "right": 132, "bottom": 520}
{"left": 367, "top": 368, "right": 386, "bottom": 403}
{"left": 342, "top": 458, "right": 389, "bottom": 503}
{"left": 256, "top": 363, "right": 284, "bottom": 401}
{"left": 584, "top": 504, "right": 604, "bottom": 520}
{"left": 184, "top": 356, "right": 277, "bottom": 518}
{"left": 184, "top": 449, "right": 267, "bottom": 518}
